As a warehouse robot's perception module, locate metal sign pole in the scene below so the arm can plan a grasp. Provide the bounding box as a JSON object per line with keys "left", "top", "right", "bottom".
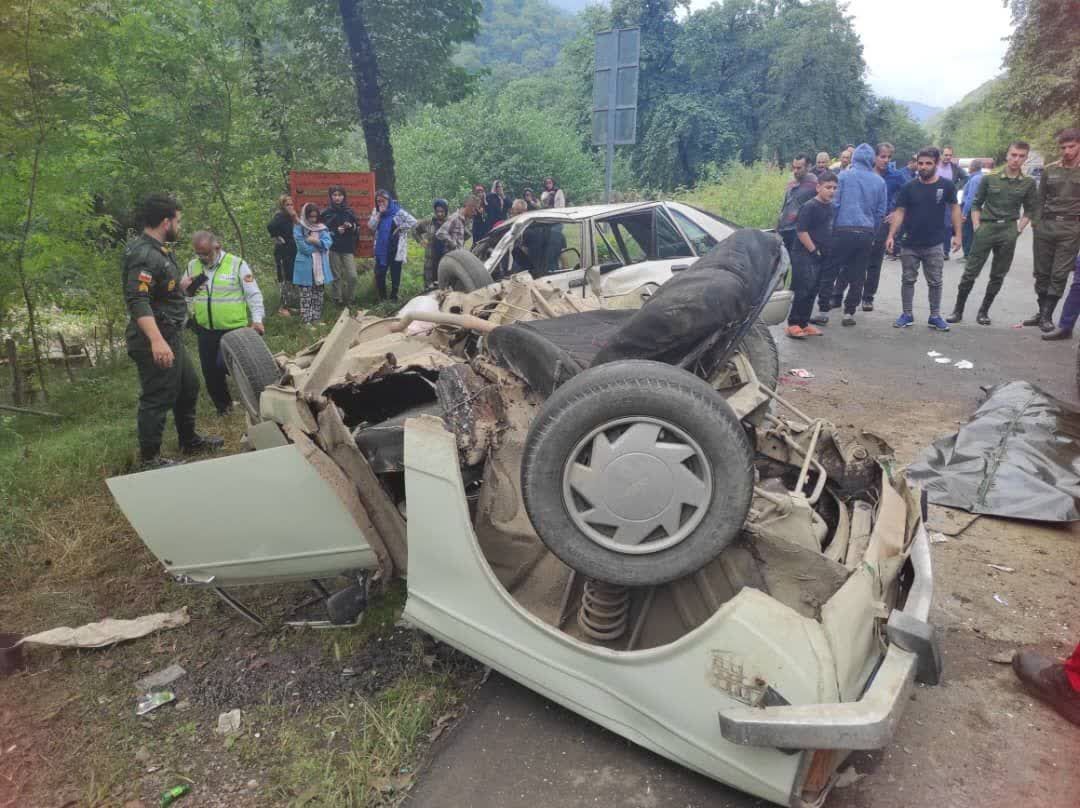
{"left": 605, "top": 77, "right": 616, "bottom": 203}
{"left": 593, "top": 27, "right": 639, "bottom": 205}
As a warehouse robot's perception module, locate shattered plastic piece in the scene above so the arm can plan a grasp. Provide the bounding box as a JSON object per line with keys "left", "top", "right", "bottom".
{"left": 927, "top": 350, "right": 942, "bottom": 357}
{"left": 993, "top": 594, "right": 1009, "bottom": 606}
{"left": 929, "top": 531, "right": 949, "bottom": 544}
{"left": 908, "top": 381, "right": 1080, "bottom": 522}
{"left": 135, "top": 664, "right": 187, "bottom": 693}
{"left": 160, "top": 785, "right": 191, "bottom": 807}
{"left": 934, "top": 357, "right": 952, "bottom": 364}
{"left": 216, "top": 709, "right": 242, "bottom": 735}
{"left": 136, "top": 691, "right": 175, "bottom": 716}
{"left": 954, "top": 360, "right": 974, "bottom": 369}
{"left": 834, "top": 766, "right": 866, "bottom": 788}
{"left": 20, "top": 608, "right": 189, "bottom": 649}
{"left": 788, "top": 368, "right": 815, "bottom": 379}
{"left": 987, "top": 564, "right": 1015, "bottom": 573}
{"left": 989, "top": 651, "right": 1015, "bottom": 664}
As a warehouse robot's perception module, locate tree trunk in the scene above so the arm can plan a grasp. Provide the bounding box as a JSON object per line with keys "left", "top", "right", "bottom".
{"left": 337, "top": 0, "right": 396, "bottom": 196}
{"left": 5, "top": 338, "right": 24, "bottom": 406}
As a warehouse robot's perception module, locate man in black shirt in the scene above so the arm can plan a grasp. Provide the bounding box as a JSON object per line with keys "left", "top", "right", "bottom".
{"left": 886, "top": 148, "right": 961, "bottom": 330}
{"left": 786, "top": 172, "right": 837, "bottom": 338}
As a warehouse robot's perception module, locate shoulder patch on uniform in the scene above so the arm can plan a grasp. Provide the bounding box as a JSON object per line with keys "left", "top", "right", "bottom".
{"left": 243, "top": 274, "right": 254, "bottom": 282}
{"left": 167, "top": 279, "right": 176, "bottom": 291}
{"left": 138, "top": 282, "right": 149, "bottom": 293}
{"left": 138, "top": 271, "right": 153, "bottom": 283}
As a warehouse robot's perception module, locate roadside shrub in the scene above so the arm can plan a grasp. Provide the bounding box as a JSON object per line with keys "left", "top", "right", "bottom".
{"left": 675, "top": 161, "right": 788, "bottom": 229}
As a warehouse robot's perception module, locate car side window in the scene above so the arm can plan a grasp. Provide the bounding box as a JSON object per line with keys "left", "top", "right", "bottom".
{"left": 654, "top": 209, "right": 693, "bottom": 259}
{"left": 669, "top": 210, "right": 718, "bottom": 256}
{"left": 516, "top": 222, "right": 584, "bottom": 277}
{"left": 593, "top": 222, "right": 623, "bottom": 266}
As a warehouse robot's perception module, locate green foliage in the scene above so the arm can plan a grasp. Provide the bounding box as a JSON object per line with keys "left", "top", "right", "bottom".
{"left": 933, "top": 78, "right": 1026, "bottom": 162}
{"left": 675, "top": 162, "right": 789, "bottom": 229}
{"left": 1004, "top": 0, "right": 1080, "bottom": 127}
{"left": 455, "top": 0, "right": 581, "bottom": 79}
{"left": 865, "top": 98, "right": 930, "bottom": 162}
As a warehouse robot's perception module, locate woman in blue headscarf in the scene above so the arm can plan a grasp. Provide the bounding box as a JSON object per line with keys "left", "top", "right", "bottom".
{"left": 368, "top": 190, "right": 417, "bottom": 301}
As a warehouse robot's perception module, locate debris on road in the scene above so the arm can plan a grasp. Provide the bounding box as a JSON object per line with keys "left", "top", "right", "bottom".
{"left": 834, "top": 766, "right": 866, "bottom": 788}
{"left": 216, "top": 709, "right": 242, "bottom": 735}
{"left": 929, "top": 531, "right": 949, "bottom": 544}
{"left": 788, "top": 368, "right": 815, "bottom": 378}
{"left": 934, "top": 357, "right": 952, "bottom": 364}
{"left": 135, "top": 691, "right": 175, "bottom": 716}
{"left": 19, "top": 608, "right": 190, "bottom": 649}
{"left": 989, "top": 651, "right": 1015, "bottom": 664}
{"left": 159, "top": 784, "right": 191, "bottom": 807}
{"left": 993, "top": 594, "right": 1009, "bottom": 606}
{"left": 954, "top": 360, "right": 974, "bottom": 369}
{"left": 988, "top": 564, "right": 1016, "bottom": 573}
{"left": 134, "top": 664, "right": 186, "bottom": 693}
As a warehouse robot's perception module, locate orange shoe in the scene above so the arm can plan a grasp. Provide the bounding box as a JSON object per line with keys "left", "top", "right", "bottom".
{"left": 785, "top": 324, "right": 806, "bottom": 339}
{"left": 801, "top": 324, "right": 823, "bottom": 336}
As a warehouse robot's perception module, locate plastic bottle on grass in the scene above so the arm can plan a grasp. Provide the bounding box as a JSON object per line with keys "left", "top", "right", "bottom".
{"left": 160, "top": 785, "right": 190, "bottom": 806}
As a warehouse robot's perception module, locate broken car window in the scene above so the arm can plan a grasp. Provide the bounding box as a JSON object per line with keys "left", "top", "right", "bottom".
{"left": 669, "top": 209, "right": 718, "bottom": 256}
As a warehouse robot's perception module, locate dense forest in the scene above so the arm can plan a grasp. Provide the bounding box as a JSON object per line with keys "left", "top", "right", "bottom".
{"left": 15, "top": 0, "right": 1063, "bottom": 380}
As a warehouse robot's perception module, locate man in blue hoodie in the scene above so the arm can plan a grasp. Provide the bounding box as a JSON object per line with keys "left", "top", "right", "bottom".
{"left": 810, "top": 143, "right": 886, "bottom": 327}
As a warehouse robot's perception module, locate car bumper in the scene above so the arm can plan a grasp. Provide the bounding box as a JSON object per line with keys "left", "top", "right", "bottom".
{"left": 761, "top": 290, "right": 794, "bottom": 326}
{"left": 717, "top": 525, "right": 939, "bottom": 750}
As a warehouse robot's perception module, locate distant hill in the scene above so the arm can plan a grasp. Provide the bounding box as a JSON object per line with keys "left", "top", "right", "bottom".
{"left": 548, "top": 0, "right": 595, "bottom": 10}
{"left": 455, "top": 0, "right": 582, "bottom": 78}
{"left": 896, "top": 100, "right": 944, "bottom": 123}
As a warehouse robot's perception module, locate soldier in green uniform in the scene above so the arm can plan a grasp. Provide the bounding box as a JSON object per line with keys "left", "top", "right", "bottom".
{"left": 123, "top": 194, "right": 222, "bottom": 466}
{"left": 946, "top": 141, "right": 1039, "bottom": 325}
{"left": 1025, "top": 128, "right": 1080, "bottom": 331}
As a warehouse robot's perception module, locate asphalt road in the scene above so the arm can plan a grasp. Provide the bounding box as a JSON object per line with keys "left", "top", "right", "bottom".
{"left": 408, "top": 229, "right": 1080, "bottom": 808}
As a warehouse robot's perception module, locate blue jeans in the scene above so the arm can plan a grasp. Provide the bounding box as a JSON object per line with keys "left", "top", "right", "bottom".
{"left": 374, "top": 259, "right": 403, "bottom": 300}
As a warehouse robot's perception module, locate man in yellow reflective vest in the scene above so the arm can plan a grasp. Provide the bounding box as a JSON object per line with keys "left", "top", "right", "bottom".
{"left": 181, "top": 230, "right": 265, "bottom": 415}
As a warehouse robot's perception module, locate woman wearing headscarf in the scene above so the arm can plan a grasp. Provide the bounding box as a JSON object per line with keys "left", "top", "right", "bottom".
{"left": 368, "top": 189, "right": 417, "bottom": 301}
{"left": 522, "top": 188, "right": 541, "bottom": 211}
{"left": 488, "top": 180, "right": 512, "bottom": 222}
{"left": 267, "top": 194, "right": 299, "bottom": 316}
{"left": 293, "top": 203, "right": 334, "bottom": 326}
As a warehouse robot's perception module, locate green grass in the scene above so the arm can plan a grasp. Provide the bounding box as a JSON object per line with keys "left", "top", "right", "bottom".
{"left": 675, "top": 161, "right": 789, "bottom": 230}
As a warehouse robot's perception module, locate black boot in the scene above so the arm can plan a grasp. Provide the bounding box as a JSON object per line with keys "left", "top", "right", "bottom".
{"left": 1042, "top": 326, "right": 1073, "bottom": 341}
{"left": 139, "top": 445, "right": 179, "bottom": 470}
{"left": 946, "top": 288, "right": 970, "bottom": 323}
{"left": 180, "top": 433, "right": 224, "bottom": 455}
{"left": 1022, "top": 295, "right": 1044, "bottom": 327}
{"left": 1039, "top": 295, "right": 1059, "bottom": 332}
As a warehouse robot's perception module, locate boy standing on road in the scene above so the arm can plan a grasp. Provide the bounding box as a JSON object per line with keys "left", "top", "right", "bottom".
{"left": 786, "top": 172, "right": 837, "bottom": 339}
{"left": 886, "top": 147, "right": 961, "bottom": 331}
{"left": 946, "top": 142, "right": 1038, "bottom": 326}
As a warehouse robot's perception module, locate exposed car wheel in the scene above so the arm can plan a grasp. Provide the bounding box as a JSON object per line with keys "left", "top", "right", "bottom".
{"left": 740, "top": 319, "right": 780, "bottom": 393}
{"left": 437, "top": 249, "right": 491, "bottom": 292}
{"left": 220, "top": 327, "right": 281, "bottom": 421}
{"left": 522, "top": 360, "right": 754, "bottom": 587}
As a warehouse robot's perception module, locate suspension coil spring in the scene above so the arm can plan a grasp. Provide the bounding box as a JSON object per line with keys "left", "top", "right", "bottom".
{"left": 577, "top": 579, "right": 630, "bottom": 642}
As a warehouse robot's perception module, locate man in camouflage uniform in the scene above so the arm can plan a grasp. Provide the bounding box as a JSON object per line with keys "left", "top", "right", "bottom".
{"left": 123, "top": 194, "right": 222, "bottom": 466}
{"left": 1025, "top": 128, "right": 1080, "bottom": 331}
{"left": 946, "top": 141, "right": 1039, "bottom": 325}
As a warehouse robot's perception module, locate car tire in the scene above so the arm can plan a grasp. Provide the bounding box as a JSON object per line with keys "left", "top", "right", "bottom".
{"left": 521, "top": 360, "right": 754, "bottom": 587}
{"left": 220, "top": 327, "right": 281, "bottom": 421}
{"left": 437, "top": 249, "right": 491, "bottom": 292}
{"left": 740, "top": 319, "right": 780, "bottom": 393}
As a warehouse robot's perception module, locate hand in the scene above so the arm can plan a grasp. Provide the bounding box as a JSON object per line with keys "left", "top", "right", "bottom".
{"left": 337, "top": 226, "right": 345, "bottom": 234}
{"left": 1017, "top": 221, "right": 1026, "bottom": 234}
{"left": 252, "top": 322, "right": 265, "bottom": 335}
{"left": 151, "top": 337, "right": 174, "bottom": 369}
{"left": 179, "top": 275, "right": 192, "bottom": 292}
{"left": 951, "top": 235, "right": 962, "bottom": 253}
{"left": 274, "top": 236, "right": 286, "bottom": 245}
{"left": 885, "top": 236, "right": 895, "bottom": 253}
{"left": 306, "top": 234, "right": 319, "bottom": 245}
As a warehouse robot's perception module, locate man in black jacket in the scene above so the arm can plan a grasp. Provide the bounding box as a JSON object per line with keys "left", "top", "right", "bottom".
{"left": 321, "top": 185, "right": 359, "bottom": 306}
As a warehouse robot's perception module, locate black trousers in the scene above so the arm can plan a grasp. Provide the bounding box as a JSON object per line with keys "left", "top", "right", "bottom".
{"left": 788, "top": 249, "right": 822, "bottom": 327}
{"left": 128, "top": 328, "right": 199, "bottom": 455}
{"left": 195, "top": 326, "right": 233, "bottom": 414}
{"left": 861, "top": 222, "right": 890, "bottom": 303}
{"left": 826, "top": 229, "right": 875, "bottom": 314}
{"left": 375, "top": 259, "right": 403, "bottom": 300}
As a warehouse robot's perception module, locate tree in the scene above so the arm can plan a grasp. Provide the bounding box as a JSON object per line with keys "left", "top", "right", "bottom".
{"left": 335, "top": 0, "right": 481, "bottom": 196}
{"left": 1004, "top": 0, "right": 1080, "bottom": 127}
{"left": 865, "top": 98, "right": 929, "bottom": 163}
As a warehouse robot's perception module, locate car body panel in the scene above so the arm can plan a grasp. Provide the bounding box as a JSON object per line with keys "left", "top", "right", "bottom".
{"left": 106, "top": 445, "right": 379, "bottom": 586}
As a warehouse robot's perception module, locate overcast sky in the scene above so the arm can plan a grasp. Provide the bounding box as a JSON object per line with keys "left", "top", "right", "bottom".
{"left": 685, "top": 0, "right": 1014, "bottom": 109}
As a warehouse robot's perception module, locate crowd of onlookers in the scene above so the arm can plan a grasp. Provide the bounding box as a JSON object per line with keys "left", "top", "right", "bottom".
{"left": 267, "top": 177, "right": 568, "bottom": 325}
{"left": 780, "top": 128, "right": 1080, "bottom": 341}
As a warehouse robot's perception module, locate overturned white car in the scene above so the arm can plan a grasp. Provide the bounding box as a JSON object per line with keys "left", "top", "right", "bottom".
{"left": 108, "top": 230, "right": 939, "bottom": 808}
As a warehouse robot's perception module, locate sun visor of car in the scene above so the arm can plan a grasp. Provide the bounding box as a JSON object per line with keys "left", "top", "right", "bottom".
{"left": 906, "top": 381, "right": 1080, "bottom": 522}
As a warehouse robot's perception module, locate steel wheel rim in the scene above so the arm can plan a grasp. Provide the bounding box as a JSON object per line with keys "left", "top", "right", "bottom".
{"left": 561, "top": 416, "right": 713, "bottom": 555}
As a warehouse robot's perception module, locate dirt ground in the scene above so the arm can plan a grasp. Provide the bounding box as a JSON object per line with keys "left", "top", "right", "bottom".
{"left": 3, "top": 231, "right": 1080, "bottom": 807}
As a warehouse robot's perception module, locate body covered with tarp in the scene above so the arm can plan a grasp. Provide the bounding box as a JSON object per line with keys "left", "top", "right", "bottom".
{"left": 907, "top": 381, "right": 1080, "bottom": 522}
